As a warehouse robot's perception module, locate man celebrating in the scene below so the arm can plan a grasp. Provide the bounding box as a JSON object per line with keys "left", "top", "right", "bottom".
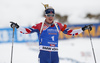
{"left": 10, "top": 4, "right": 92, "bottom": 63}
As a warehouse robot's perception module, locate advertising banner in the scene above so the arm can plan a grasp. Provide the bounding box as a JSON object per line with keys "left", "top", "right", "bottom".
{"left": 0, "top": 28, "right": 39, "bottom": 43}
{"left": 59, "top": 23, "right": 100, "bottom": 39}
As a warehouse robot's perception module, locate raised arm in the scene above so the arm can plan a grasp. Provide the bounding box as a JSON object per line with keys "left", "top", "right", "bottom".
{"left": 10, "top": 22, "right": 42, "bottom": 34}
{"left": 58, "top": 23, "right": 92, "bottom": 36}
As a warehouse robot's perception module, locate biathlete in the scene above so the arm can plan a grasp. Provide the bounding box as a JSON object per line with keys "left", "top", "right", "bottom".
{"left": 10, "top": 4, "right": 92, "bottom": 63}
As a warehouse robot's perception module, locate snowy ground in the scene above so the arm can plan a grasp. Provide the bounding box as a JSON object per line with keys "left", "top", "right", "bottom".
{"left": 0, "top": 38, "right": 100, "bottom": 63}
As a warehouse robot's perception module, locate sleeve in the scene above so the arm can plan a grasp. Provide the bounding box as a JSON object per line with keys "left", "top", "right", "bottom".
{"left": 64, "top": 28, "right": 83, "bottom": 36}
{"left": 17, "top": 22, "right": 42, "bottom": 34}
{"left": 57, "top": 22, "right": 83, "bottom": 36}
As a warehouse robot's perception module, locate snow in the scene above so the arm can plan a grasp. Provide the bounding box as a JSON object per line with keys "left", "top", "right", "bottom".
{"left": 0, "top": 38, "right": 100, "bottom": 63}
{"left": 0, "top": 0, "right": 100, "bottom": 27}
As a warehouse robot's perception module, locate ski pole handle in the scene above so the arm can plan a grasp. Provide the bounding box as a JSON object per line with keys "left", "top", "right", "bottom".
{"left": 10, "top": 21, "right": 19, "bottom": 29}
{"left": 82, "top": 24, "right": 93, "bottom": 31}
{"left": 87, "top": 24, "right": 93, "bottom": 28}
{"left": 10, "top": 22, "right": 16, "bottom": 28}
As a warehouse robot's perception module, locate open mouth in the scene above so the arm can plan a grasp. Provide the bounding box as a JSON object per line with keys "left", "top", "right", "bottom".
{"left": 49, "top": 19, "right": 52, "bottom": 21}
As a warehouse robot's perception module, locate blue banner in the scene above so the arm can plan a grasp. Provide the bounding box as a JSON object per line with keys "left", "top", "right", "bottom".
{"left": 0, "top": 28, "right": 39, "bottom": 43}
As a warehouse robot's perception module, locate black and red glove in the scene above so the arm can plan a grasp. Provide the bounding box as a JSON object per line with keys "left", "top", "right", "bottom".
{"left": 10, "top": 22, "right": 19, "bottom": 29}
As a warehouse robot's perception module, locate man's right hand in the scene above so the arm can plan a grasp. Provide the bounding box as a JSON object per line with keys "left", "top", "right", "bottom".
{"left": 10, "top": 22, "right": 19, "bottom": 29}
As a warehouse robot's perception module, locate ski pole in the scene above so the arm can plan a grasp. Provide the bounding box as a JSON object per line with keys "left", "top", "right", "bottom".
{"left": 88, "top": 27, "right": 97, "bottom": 63}
{"left": 10, "top": 24, "right": 15, "bottom": 63}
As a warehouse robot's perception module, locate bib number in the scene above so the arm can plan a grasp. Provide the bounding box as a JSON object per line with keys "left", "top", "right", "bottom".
{"left": 51, "top": 36, "right": 54, "bottom": 41}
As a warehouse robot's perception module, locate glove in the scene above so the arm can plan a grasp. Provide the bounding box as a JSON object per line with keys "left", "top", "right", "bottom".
{"left": 82, "top": 24, "right": 92, "bottom": 31}
{"left": 10, "top": 22, "right": 19, "bottom": 29}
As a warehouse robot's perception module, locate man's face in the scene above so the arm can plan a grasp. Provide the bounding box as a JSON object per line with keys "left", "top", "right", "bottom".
{"left": 45, "top": 13, "right": 55, "bottom": 24}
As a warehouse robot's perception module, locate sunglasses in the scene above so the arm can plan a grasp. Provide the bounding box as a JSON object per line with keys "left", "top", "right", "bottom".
{"left": 45, "top": 14, "right": 55, "bottom": 17}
